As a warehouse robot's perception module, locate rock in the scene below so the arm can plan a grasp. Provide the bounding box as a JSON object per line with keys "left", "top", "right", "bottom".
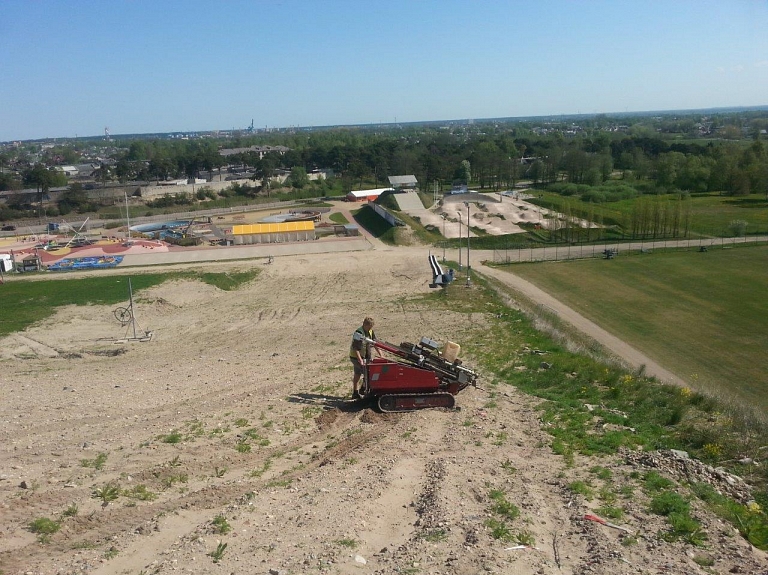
{"left": 354, "top": 555, "right": 367, "bottom": 564}
{"left": 19, "top": 480, "right": 27, "bottom": 489}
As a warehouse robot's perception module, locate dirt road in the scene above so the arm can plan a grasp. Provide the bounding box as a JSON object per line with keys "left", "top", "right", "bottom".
{"left": 477, "top": 264, "right": 687, "bottom": 387}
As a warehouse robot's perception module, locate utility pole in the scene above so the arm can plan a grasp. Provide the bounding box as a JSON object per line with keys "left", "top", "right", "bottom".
{"left": 464, "top": 202, "right": 471, "bottom": 286}
{"left": 456, "top": 212, "right": 463, "bottom": 270}
{"left": 441, "top": 214, "right": 447, "bottom": 262}
{"left": 124, "top": 191, "right": 131, "bottom": 239}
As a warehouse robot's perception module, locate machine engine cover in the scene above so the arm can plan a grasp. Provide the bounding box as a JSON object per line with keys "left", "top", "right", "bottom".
{"left": 366, "top": 358, "right": 440, "bottom": 395}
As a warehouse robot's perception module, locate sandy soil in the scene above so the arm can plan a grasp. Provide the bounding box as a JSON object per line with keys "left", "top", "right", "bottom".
{"left": 1, "top": 247, "right": 767, "bottom": 575}
{"left": 402, "top": 193, "right": 595, "bottom": 239}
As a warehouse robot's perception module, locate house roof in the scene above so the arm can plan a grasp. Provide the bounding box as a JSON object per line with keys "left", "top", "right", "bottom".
{"left": 388, "top": 175, "right": 418, "bottom": 187}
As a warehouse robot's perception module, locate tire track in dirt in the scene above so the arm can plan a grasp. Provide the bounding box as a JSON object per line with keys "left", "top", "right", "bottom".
{"left": 353, "top": 410, "right": 451, "bottom": 558}
{"left": 0, "top": 407, "right": 400, "bottom": 575}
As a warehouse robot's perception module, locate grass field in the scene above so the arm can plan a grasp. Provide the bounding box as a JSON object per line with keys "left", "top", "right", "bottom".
{"left": 506, "top": 245, "right": 768, "bottom": 414}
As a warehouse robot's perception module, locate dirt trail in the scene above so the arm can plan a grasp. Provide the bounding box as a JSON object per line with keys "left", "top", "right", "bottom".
{"left": 477, "top": 263, "right": 687, "bottom": 387}
{"left": 0, "top": 248, "right": 765, "bottom": 575}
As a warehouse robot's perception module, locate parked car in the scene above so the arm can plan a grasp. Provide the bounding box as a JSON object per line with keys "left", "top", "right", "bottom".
{"left": 1, "top": 224, "right": 16, "bottom": 231}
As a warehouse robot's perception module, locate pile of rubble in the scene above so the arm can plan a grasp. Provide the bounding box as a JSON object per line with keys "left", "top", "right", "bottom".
{"left": 624, "top": 448, "right": 753, "bottom": 504}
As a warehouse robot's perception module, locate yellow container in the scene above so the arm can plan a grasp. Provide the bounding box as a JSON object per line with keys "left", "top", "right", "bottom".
{"left": 443, "top": 341, "right": 460, "bottom": 363}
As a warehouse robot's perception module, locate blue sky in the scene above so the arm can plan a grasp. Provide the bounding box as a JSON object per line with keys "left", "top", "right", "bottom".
{"left": 1, "top": 0, "right": 767, "bottom": 141}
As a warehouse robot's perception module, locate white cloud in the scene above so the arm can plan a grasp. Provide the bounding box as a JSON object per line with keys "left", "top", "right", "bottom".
{"left": 755, "top": 60, "right": 768, "bottom": 68}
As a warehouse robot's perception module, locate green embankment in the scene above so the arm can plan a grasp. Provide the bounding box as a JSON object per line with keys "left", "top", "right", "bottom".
{"left": 507, "top": 246, "right": 768, "bottom": 412}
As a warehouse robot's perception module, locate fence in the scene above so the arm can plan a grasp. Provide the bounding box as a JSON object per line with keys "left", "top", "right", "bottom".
{"left": 7, "top": 200, "right": 333, "bottom": 235}
{"left": 492, "top": 235, "right": 768, "bottom": 264}
{"left": 368, "top": 201, "right": 405, "bottom": 227}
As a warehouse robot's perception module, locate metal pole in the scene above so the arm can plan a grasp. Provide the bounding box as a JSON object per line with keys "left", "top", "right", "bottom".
{"left": 128, "top": 278, "right": 137, "bottom": 340}
{"left": 465, "top": 202, "right": 471, "bottom": 286}
{"left": 457, "top": 213, "right": 463, "bottom": 269}
{"left": 125, "top": 192, "right": 131, "bottom": 239}
{"left": 442, "top": 215, "right": 446, "bottom": 262}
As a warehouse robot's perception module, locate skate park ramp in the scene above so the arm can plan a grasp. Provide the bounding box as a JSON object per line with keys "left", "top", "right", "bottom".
{"left": 392, "top": 191, "right": 426, "bottom": 211}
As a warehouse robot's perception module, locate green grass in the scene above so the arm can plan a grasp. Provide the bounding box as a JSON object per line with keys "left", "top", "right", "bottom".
{"left": 0, "top": 270, "right": 258, "bottom": 337}
{"left": 123, "top": 484, "right": 157, "bottom": 501}
{"left": 352, "top": 205, "right": 397, "bottom": 243}
{"left": 211, "top": 515, "right": 232, "bottom": 535}
{"left": 506, "top": 246, "right": 768, "bottom": 414}
{"left": 488, "top": 489, "right": 520, "bottom": 520}
{"left": 441, "top": 270, "right": 768, "bottom": 549}
{"left": 80, "top": 452, "right": 108, "bottom": 470}
{"left": 329, "top": 212, "right": 349, "bottom": 224}
{"left": 159, "top": 431, "right": 183, "bottom": 444}
{"left": 419, "top": 528, "right": 448, "bottom": 542}
{"left": 208, "top": 541, "right": 227, "bottom": 563}
{"left": 29, "top": 517, "right": 61, "bottom": 535}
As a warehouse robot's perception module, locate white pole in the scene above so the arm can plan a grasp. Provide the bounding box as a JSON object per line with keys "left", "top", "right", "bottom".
{"left": 465, "top": 202, "right": 471, "bottom": 286}
{"left": 456, "top": 212, "right": 463, "bottom": 269}
{"left": 125, "top": 192, "right": 131, "bottom": 239}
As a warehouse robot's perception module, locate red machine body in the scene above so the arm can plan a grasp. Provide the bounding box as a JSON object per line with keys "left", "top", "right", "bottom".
{"left": 366, "top": 358, "right": 440, "bottom": 395}
{"left": 357, "top": 335, "right": 478, "bottom": 412}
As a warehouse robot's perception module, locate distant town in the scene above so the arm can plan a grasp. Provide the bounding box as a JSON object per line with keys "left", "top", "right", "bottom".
{"left": 1, "top": 106, "right": 767, "bottom": 229}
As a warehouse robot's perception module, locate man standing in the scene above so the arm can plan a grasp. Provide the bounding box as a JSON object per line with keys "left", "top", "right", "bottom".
{"left": 349, "top": 317, "right": 382, "bottom": 399}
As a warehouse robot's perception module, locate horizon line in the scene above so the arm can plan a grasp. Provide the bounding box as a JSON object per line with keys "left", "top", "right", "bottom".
{"left": 5, "top": 103, "right": 768, "bottom": 144}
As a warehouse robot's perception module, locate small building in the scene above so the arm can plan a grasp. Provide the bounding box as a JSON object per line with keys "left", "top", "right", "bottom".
{"left": 333, "top": 224, "right": 359, "bottom": 237}
{"left": 345, "top": 187, "right": 393, "bottom": 202}
{"left": 231, "top": 221, "right": 315, "bottom": 244}
{"left": 21, "top": 254, "right": 42, "bottom": 272}
{"left": 388, "top": 175, "right": 418, "bottom": 191}
{"left": 55, "top": 165, "right": 79, "bottom": 177}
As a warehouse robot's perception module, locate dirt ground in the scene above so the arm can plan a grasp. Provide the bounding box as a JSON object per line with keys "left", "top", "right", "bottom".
{"left": 405, "top": 192, "right": 594, "bottom": 239}
{"left": 1, "top": 248, "right": 767, "bottom": 575}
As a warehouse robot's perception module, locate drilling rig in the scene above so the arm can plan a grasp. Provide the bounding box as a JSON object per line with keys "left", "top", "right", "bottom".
{"left": 355, "top": 333, "right": 478, "bottom": 412}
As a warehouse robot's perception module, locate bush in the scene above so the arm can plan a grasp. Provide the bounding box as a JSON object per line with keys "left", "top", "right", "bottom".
{"left": 29, "top": 517, "right": 61, "bottom": 535}
{"left": 650, "top": 491, "right": 690, "bottom": 516}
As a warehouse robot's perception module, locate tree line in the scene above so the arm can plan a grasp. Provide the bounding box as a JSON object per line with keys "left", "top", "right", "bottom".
{"left": 2, "top": 111, "right": 767, "bottom": 223}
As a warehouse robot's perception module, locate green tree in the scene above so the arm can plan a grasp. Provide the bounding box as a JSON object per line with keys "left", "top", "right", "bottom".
{"left": 23, "top": 164, "right": 59, "bottom": 219}
{"left": 57, "top": 183, "right": 92, "bottom": 215}
{"left": 253, "top": 153, "right": 279, "bottom": 196}
{"left": 289, "top": 166, "right": 309, "bottom": 189}
{"left": 94, "top": 163, "right": 113, "bottom": 188}
{"left": 455, "top": 160, "right": 471, "bottom": 185}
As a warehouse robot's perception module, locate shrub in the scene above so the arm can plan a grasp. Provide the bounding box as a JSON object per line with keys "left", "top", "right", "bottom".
{"left": 650, "top": 491, "right": 689, "bottom": 516}
{"left": 29, "top": 517, "right": 61, "bottom": 535}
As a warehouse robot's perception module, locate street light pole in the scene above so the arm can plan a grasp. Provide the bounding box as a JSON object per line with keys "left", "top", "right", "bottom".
{"left": 124, "top": 191, "right": 131, "bottom": 239}
{"left": 464, "top": 202, "right": 471, "bottom": 286}
{"left": 456, "top": 212, "right": 463, "bottom": 270}
{"left": 441, "top": 214, "right": 447, "bottom": 262}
